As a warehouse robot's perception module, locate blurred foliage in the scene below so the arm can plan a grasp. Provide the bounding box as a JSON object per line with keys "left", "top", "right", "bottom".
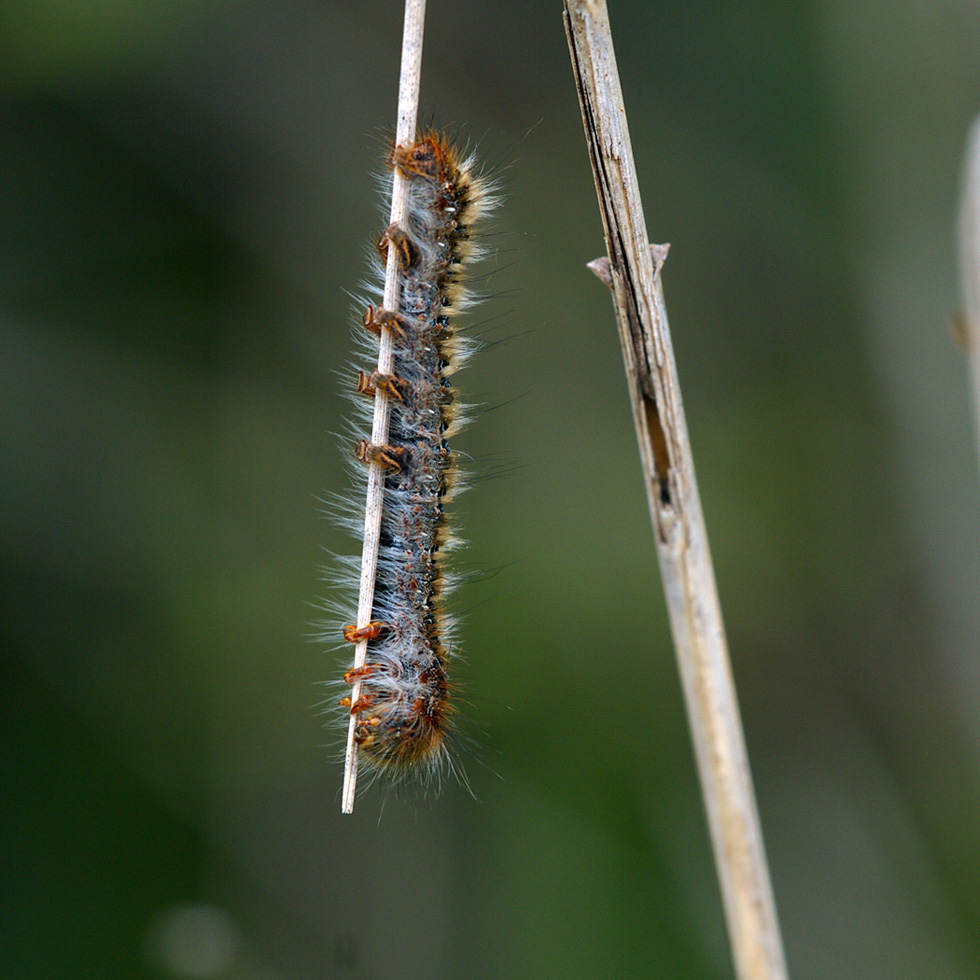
{"left": 2, "top": 1, "right": 980, "bottom": 979}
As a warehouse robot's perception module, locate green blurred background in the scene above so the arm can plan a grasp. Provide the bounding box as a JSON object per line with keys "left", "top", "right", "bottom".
{"left": 3, "top": 1, "right": 980, "bottom": 978}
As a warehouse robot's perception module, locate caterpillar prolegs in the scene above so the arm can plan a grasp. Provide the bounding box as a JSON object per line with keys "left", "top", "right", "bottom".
{"left": 338, "top": 133, "right": 494, "bottom": 782}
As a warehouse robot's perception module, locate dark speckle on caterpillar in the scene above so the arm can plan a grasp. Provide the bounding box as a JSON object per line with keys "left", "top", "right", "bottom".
{"left": 334, "top": 132, "right": 496, "bottom": 786}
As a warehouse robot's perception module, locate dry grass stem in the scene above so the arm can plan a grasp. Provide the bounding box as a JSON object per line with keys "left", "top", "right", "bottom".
{"left": 564, "top": 2, "right": 789, "bottom": 977}
{"left": 342, "top": 0, "right": 427, "bottom": 814}
{"left": 958, "top": 115, "right": 980, "bottom": 478}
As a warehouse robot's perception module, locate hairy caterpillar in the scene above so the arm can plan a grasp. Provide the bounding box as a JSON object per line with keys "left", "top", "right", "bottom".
{"left": 336, "top": 132, "right": 494, "bottom": 784}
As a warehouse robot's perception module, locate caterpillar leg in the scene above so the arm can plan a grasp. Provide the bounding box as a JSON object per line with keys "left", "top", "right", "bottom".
{"left": 354, "top": 440, "right": 405, "bottom": 473}
{"left": 376, "top": 223, "right": 417, "bottom": 269}
{"left": 362, "top": 305, "right": 411, "bottom": 339}
{"left": 342, "top": 622, "right": 384, "bottom": 643}
{"left": 355, "top": 369, "right": 404, "bottom": 401}
{"left": 389, "top": 137, "right": 442, "bottom": 179}
{"left": 343, "top": 663, "right": 381, "bottom": 684}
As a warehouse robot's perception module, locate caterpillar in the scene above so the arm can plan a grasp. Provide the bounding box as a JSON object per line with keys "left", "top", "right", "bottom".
{"left": 336, "top": 132, "right": 494, "bottom": 784}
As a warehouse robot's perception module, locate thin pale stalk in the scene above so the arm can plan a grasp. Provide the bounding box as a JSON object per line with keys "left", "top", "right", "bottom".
{"left": 563, "top": 2, "right": 789, "bottom": 978}
{"left": 342, "top": 0, "right": 427, "bottom": 814}
{"left": 958, "top": 115, "right": 980, "bottom": 479}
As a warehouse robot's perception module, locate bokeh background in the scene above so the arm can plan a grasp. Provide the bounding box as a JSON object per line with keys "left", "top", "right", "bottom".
{"left": 3, "top": 1, "right": 980, "bottom": 978}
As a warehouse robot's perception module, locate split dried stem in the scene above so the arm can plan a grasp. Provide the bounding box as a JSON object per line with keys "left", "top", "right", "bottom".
{"left": 342, "top": 0, "right": 427, "bottom": 814}
{"left": 563, "top": 2, "right": 789, "bottom": 977}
